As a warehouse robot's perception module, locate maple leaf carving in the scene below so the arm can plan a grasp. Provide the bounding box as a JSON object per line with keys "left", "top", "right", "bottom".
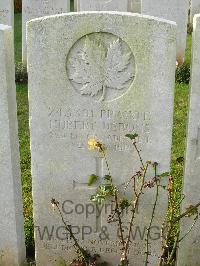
{"left": 68, "top": 35, "right": 134, "bottom": 101}
{"left": 105, "top": 39, "right": 133, "bottom": 91}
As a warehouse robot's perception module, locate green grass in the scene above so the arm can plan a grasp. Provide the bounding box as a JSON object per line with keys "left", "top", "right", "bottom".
{"left": 15, "top": 14, "right": 33, "bottom": 253}
{"left": 171, "top": 33, "right": 192, "bottom": 209}
{"left": 15, "top": 13, "right": 34, "bottom": 255}
{"left": 14, "top": 13, "right": 22, "bottom": 63}
{"left": 185, "top": 35, "right": 192, "bottom": 65}
{"left": 171, "top": 83, "right": 189, "bottom": 204}
{"left": 14, "top": 13, "right": 192, "bottom": 257}
{"left": 16, "top": 83, "right": 34, "bottom": 254}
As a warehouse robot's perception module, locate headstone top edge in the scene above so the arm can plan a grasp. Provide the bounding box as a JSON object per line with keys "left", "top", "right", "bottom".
{"left": 194, "top": 14, "right": 200, "bottom": 24}
{"left": 0, "top": 24, "right": 12, "bottom": 31}
{"left": 27, "top": 11, "right": 177, "bottom": 28}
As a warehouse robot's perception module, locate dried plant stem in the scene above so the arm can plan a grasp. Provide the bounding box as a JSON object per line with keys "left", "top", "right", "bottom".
{"left": 124, "top": 163, "right": 149, "bottom": 260}
{"left": 123, "top": 141, "right": 149, "bottom": 262}
{"left": 178, "top": 216, "right": 198, "bottom": 243}
{"left": 159, "top": 210, "right": 173, "bottom": 265}
{"left": 166, "top": 214, "right": 198, "bottom": 265}
{"left": 167, "top": 234, "right": 179, "bottom": 265}
{"left": 145, "top": 163, "right": 159, "bottom": 266}
{"left": 172, "top": 202, "right": 200, "bottom": 223}
{"left": 133, "top": 141, "right": 145, "bottom": 169}
{"left": 158, "top": 175, "right": 175, "bottom": 266}
{"left": 54, "top": 202, "right": 89, "bottom": 264}
{"left": 159, "top": 195, "right": 200, "bottom": 265}
{"left": 102, "top": 150, "right": 127, "bottom": 259}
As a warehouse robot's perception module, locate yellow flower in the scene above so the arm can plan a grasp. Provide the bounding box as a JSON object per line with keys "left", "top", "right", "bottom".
{"left": 51, "top": 198, "right": 59, "bottom": 210}
{"left": 88, "top": 138, "right": 103, "bottom": 151}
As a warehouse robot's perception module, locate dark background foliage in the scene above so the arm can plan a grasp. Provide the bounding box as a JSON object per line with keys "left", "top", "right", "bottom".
{"left": 14, "top": 0, "right": 22, "bottom": 13}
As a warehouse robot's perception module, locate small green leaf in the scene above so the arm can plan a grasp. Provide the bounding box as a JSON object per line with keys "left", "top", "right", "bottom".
{"left": 56, "top": 258, "right": 68, "bottom": 266}
{"left": 104, "top": 175, "right": 112, "bottom": 181}
{"left": 88, "top": 174, "right": 98, "bottom": 186}
{"left": 119, "top": 199, "right": 131, "bottom": 210}
{"left": 159, "top": 172, "right": 170, "bottom": 177}
{"left": 125, "top": 133, "right": 138, "bottom": 140}
{"left": 99, "top": 184, "right": 115, "bottom": 196}
{"left": 104, "top": 184, "right": 113, "bottom": 191}
{"left": 90, "top": 193, "right": 106, "bottom": 204}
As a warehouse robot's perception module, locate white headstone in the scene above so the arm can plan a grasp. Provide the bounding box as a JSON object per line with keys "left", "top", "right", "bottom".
{"left": 190, "top": 0, "right": 200, "bottom": 22}
{"left": 75, "top": 0, "right": 82, "bottom": 12}
{"left": 74, "top": 0, "right": 78, "bottom": 11}
{"left": 142, "top": 0, "right": 189, "bottom": 65}
{"left": 22, "top": 0, "right": 70, "bottom": 65}
{"left": 78, "top": 0, "right": 128, "bottom": 11}
{"left": 0, "top": 0, "right": 14, "bottom": 27}
{"left": 27, "top": 12, "right": 176, "bottom": 265}
{"left": 0, "top": 24, "right": 26, "bottom": 266}
{"left": 177, "top": 14, "right": 200, "bottom": 266}
{"left": 128, "top": 0, "right": 141, "bottom": 13}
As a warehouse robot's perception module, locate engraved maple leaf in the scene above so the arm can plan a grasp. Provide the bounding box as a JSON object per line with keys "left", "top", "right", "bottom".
{"left": 68, "top": 36, "right": 133, "bottom": 101}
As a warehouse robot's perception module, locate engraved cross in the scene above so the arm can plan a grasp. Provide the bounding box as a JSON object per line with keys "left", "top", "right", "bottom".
{"left": 73, "top": 157, "right": 105, "bottom": 232}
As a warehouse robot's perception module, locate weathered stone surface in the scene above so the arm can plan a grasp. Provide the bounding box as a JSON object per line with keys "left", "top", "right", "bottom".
{"left": 142, "top": 0, "right": 189, "bottom": 65}
{"left": 78, "top": 0, "right": 128, "bottom": 11}
{"left": 190, "top": 0, "right": 200, "bottom": 22}
{"left": 128, "top": 0, "right": 141, "bottom": 13}
{"left": 0, "top": 24, "right": 26, "bottom": 266}
{"left": 177, "top": 14, "right": 200, "bottom": 266}
{"left": 22, "top": 0, "right": 70, "bottom": 64}
{"left": 27, "top": 12, "right": 176, "bottom": 265}
{"left": 0, "top": 0, "right": 14, "bottom": 27}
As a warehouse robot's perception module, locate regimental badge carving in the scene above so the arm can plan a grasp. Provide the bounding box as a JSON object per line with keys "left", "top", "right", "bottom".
{"left": 66, "top": 33, "right": 135, "bottom": 102}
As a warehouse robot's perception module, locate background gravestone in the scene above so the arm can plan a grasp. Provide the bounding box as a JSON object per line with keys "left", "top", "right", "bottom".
{"left": 27, "top": 12, "right": 176, "bottom": 265}
{"left": 142, "top": 0, "right": 189, "bottom": 65}
{"left": 0, "top": 24, "right": 26, "bottom": 266}
{"left": 190, "top": 0, "right": 200, "bottom": 22}
{"left": 0, "top": 0, "right": 14, "bottom": 27}
{"left": 177, "top": 14, "right": 200, "bottom": 266}
{"left": 128, "top": 0, "right": 141, "bottom": 13}
{"left": 22, "top": 0, "right": 70, "bottom": 65}
{"left": 74, "top": 0, "right": 78, "bottom": 11}
{"left": 77, "top": 0, "right": 128, "bottom": 11}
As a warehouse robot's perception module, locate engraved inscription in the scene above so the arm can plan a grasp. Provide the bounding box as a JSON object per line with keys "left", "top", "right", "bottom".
{"left": 48, "top": 107, "right": 151, "bottom": 151}
{"left": 24, "top": 2, "right": 65, "bottom": 17}
{"left": 0, "top": 9, "right": 9, "bottom": 19}
{"left": 42, "top": 239, "right": 145, "bottom": 254}
{"left": 66, "top": 33, "right": 135, "bottom": 102}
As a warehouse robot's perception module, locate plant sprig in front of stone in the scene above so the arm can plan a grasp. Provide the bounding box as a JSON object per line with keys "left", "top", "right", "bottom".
{"left": 87, "top": 135, "right": 200, "bottom": 266}
{"left": 87, "top": 134, "right": 164, "bottom": 265}
{"left": 51, "top": 198, "right": 92, "bottom": 265}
